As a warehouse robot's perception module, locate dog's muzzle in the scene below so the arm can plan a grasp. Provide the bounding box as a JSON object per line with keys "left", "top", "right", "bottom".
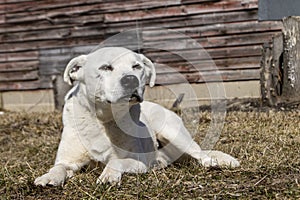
{"left": 120, "top": 75, "right": 139, "bottom": 90}
{"left": 120, "top": 75, "right": 143, "bottom": 103}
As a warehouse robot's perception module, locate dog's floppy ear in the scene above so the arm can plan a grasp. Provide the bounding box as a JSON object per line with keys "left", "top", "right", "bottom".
{"left": 63, "top": 55, "right": 87, "bottom": 85}
{"left": 139, "top": 54, "right": 156, "bottom": 87}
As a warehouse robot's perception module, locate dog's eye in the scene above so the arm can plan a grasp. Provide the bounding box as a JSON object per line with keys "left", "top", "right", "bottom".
{"left": 132, "top": 64, "right": 142, "bottom": 70}
{"left": 99, "top": 64, "right": 113, "bottom": 71}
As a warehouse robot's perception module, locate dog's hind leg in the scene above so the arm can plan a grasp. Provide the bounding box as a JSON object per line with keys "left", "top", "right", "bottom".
{"left": 155, "top": 110, "right": 239, "bottom": 168}
{"left": 142, "top": 102, "right": 240, "bottom": 168}
{"left": 156, "top": 120, "right": 240, "bottom": 168}
{"left": 151, "top": 110, "right": 217, "bottom": 167}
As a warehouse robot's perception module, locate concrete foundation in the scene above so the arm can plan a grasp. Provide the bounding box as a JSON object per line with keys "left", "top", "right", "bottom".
{"left": 0, "top": 80, "right": 260, "bottom": 112}
{"left": 0, "top": 89, "right": 55, "bottom": 112}
{"left": 144, "top": 80, "right": 261, "bottom": 108}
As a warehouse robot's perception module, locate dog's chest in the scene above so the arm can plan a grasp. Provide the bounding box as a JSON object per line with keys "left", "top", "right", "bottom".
{"left": 105, "top": 120, "right": 156, "bottom": 155}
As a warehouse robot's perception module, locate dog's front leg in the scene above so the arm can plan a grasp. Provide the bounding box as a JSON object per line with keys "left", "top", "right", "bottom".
{"left": 34, "top": 164, "right": 69, "bottom": 187}
{"left": 97, "top": 159, "right": 148, "bottom": 184}
{"left": 34, "top": 127, "right": 91, "bottom": 187}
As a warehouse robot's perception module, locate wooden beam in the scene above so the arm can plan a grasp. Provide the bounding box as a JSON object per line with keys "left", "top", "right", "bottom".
{"left": 0, "top": 70, "right": 38, "bottom": 82}
{"left": 0, "top": 61, "right": 39, "bottom": 72}
{"left": 281, "top": 16, "right": 300, "bottom": 101}
{"left": 0, "top": 77, "right": 53, "bottom": 91}
{"left": 155, "top": 68, "right": 261, "bottom": 85}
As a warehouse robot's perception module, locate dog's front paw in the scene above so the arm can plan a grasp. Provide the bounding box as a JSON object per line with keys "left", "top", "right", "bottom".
{"left": 34, "top": 165, "right": 67, "bottom": 187}
{"left": 34, "top": 172, "right": 65, "bottom": 187}
{"left": 216, "top": 157, "right": 240, "bottom": 168}
{"left": 97, "top": 167, "right": 122, "bottom": 185}
{"left": 200, "top": 157, "right": 218, "bottom": 168}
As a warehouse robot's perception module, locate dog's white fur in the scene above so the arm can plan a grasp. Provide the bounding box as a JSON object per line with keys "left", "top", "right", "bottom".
{"left": 34, "top": 47, "right": 239, "bottom": 186}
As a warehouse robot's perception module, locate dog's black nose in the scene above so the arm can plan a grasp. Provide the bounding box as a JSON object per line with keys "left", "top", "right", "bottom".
{"left": 120, "top": 75, "right": 139, "bottom": 90}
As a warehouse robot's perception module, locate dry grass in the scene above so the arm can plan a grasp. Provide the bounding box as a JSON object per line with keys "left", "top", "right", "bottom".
{"left": 0, "top": 108, "right": 299, "bottom": 199}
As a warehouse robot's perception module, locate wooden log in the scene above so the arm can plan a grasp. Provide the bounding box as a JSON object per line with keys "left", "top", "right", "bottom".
{"left": 0, "top": 51, "right": 38, "bottom": 62}
{"left": 154, "top": 56, "right": 261, "bottom": 73}
{"left": 0, "top": 0, "right": 179, "bottom": 16}
{"left": 0, "top": 8, "right": 256, "bottom": 33}
{"left": 144, "top": 45, "right": 262, "bottom": 62}
{"left": 0, "top": 2, "right": 281, "bottom": 56}
{"left": 0, "top": 37, "right": 102, "bottom": 53}
{"left": 0, "top": 70, "right": 38, "bottom": 82}
{"left": 0, "top": 60, "right": 38, "bottom": 72}
{"left": 281, "top": 16, "right": 300, "bottom": 102}
{"left": 0, "top": 10, "right": 258, "bottom": 39}
{"left": 103, "top": 0, "right": 257, "bottom": 23}
{"left": 0, "top": 0, "right": 283, "bottom": 92}
{"left": 263, "top": 17, "right": 300, "bottom": 105}
{"left": 2, "top": 0, "right": 255, "bottom": 24}
{"left": 144, "top": 32, "right": 274, "bottom": 50}
{"left": 260, "top": 33, "right": 285, "bottom": 106}
{"left": 260, "top": 43, "right": 274, "bottom": 105}
{"left": 0, "top": 77, "right": 53, "bottom": 91}
{"left": 270, "top": 34, "right": 284, "bottom": 102}
{"left": 155, "top": 68, "right": 260, "bottom": 85}
{"left": 0, "top": 26, "right": 277, "bottom": 53}
{"left": 142, "top": 21, "right": 283, "bottom": 39}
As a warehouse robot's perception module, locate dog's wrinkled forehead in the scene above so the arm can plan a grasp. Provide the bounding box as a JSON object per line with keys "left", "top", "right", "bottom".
{"left": 63, "top": 46, "right": 156, "bottom": 88}
{"left": 86, "top": 47, "right": 141, "bottom": 70}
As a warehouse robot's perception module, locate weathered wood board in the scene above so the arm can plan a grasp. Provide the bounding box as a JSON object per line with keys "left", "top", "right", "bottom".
{"left": 0, "top": 0, "right": 282, "bottom": 91}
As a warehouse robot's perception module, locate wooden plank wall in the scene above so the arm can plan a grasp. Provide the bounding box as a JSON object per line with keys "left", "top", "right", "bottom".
{"left": 0, "top": 0, "right": 283, "bottom": 90}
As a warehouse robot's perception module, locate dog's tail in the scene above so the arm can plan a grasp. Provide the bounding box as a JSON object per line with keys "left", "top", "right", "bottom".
{"left": 202, "top": 150, "right": 240, "bottom": 168}
{"left": 171, "top": 93, "right": 185, "bottom": 115}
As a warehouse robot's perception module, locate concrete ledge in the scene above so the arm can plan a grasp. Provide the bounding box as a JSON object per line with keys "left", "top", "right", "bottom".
{"left": 0, "top": 81, "right": 260, "bottom": 112}
{"left": 0, "top": 89, "right": 55, "bottom": 112}
{"left": 144, "top": 80, "right": 261, "bottom": 108}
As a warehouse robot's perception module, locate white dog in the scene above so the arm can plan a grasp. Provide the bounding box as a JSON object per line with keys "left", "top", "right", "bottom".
{"left": 34, "top": 47, "right": 239, "bottom": 186}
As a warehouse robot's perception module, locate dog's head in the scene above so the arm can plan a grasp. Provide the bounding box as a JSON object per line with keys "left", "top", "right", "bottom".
{"left": 63, "top": 47, "right": 156, "bottom": 104}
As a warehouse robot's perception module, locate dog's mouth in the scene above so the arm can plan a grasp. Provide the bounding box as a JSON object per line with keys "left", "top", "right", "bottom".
{"left": 106, "top": 90, "right": 143, "bottom": 104}
{"left": 128, "top": 92, "right": 143, "bottom": 103}
{"left": 122, "top": 90, "right": 143, "bottom": 103}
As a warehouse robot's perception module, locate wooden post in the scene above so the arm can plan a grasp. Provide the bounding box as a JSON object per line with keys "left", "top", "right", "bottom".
{"left": 261, "top": 17, "right": 300, "bottom": 106}
{"left": 282, "top": 16, "right": 300, "bottom": 102}
{"left": 260, "top": 33, "right": 283, "bottom": 106}
{"left": 260, "top": 43, "right": 274, "bottom": 105}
